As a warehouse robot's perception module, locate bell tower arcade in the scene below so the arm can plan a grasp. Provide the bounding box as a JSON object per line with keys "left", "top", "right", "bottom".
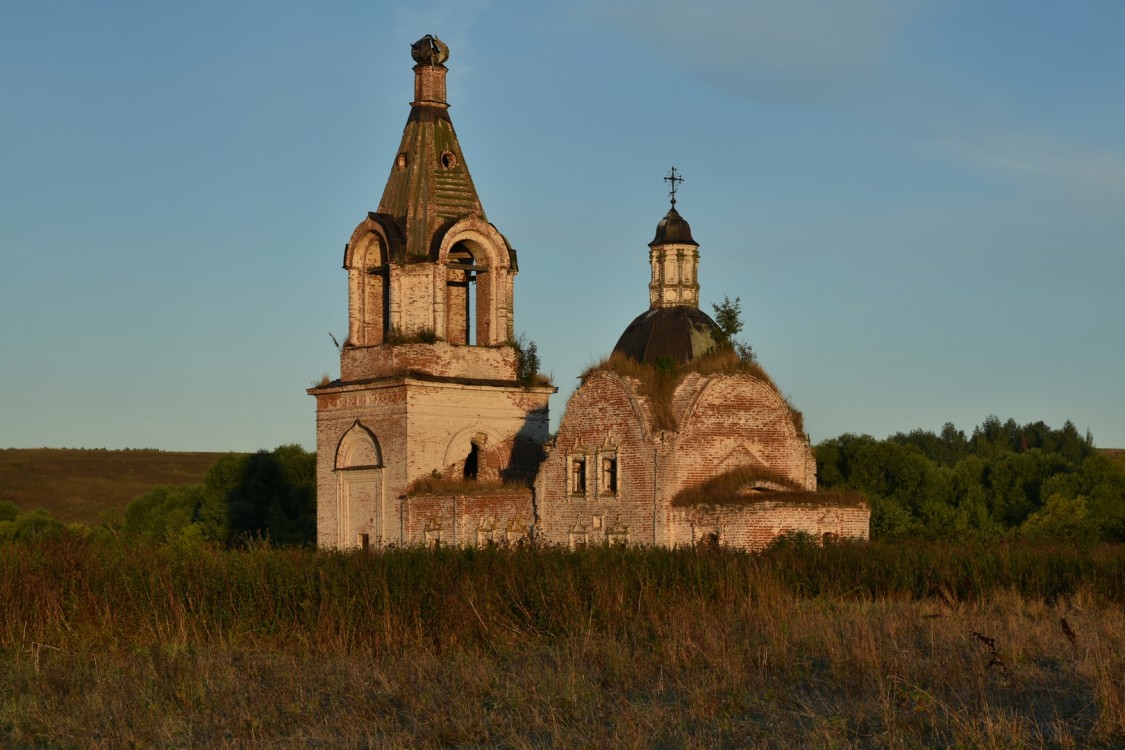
{"left": 308, "top": 35, "right": 554, "bottom": 549}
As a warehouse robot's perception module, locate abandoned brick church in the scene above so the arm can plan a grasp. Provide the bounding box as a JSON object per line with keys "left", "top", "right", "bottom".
{"left": 308, "top": 36, "right": 869, "bottom": 550}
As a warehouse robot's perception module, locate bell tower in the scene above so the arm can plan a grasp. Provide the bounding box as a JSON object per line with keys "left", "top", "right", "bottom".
{"left": 309, "top": 35, "right": 554, "bottom": 549}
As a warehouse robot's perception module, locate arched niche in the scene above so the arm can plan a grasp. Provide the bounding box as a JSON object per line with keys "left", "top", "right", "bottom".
{"left": 335, "top": 421, "right": 383, "bottom": 469}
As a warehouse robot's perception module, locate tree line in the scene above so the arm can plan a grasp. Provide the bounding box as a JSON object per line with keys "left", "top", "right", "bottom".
{"left": 816, "top": 416, "right": 1125, "bottom": 542}
{"left": 120, "top": 444, "right": 315, "bottom": 547}
{"left": 1, "top": 445, "right": 315, "bottom": 546}
{"left": 3, "top": 419, "right": 1121, "bottom": 547}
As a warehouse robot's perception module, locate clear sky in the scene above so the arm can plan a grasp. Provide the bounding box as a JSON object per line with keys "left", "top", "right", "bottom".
{"left": 2, "top": 0, "right": 1123, "bottom": 452}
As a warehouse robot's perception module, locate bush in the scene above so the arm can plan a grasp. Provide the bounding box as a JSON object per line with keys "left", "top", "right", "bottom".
{"left": 0, "top": 508, "right": 67, "bottom": 541}
{"left": 0, "top": 501, "right": 18, "bottom": 522}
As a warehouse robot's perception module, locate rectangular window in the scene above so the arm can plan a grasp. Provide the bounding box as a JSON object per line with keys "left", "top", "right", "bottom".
{"left": 600, "top": 454, "right": 618, "bottom": 496}
{"left": 357, "top": 533, "right": 370, "bottom": 551}
{"left": 571, "top": 456, "right": 586, "bottom": 496}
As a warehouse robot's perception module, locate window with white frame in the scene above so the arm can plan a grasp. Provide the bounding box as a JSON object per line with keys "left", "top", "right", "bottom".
{"left": 599, "top": 452, "right": 618, "bottom": 496}
{"left": 570, "top": 454, "right": 587, "bottom": 497}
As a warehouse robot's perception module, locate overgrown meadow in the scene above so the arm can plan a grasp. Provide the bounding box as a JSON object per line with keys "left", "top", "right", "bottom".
{"left": 1, "top": 537, "right": 1123, "bottom": 748}
{"left": 2, "top": 419, "right": 1124, "bottom": 747}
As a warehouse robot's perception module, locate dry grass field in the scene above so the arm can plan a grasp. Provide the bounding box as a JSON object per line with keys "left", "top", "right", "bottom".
{"left": 0, "top": 448, "right": 226, "bottom": 525}
{"left": 1, "top": 448, "right": 1123, "bottom": 746}
{"left": 0, "top": 538, "right": 1122, "bottom": 748}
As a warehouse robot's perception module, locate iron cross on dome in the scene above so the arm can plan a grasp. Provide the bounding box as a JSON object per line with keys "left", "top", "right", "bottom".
{"left": 664, "top": 167, "right": 684, "bottom": 206}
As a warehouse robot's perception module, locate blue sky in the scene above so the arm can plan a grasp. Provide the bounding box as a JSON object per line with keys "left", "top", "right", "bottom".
{"left": 2, "top": 0, "right": 1123, "bottom": 451}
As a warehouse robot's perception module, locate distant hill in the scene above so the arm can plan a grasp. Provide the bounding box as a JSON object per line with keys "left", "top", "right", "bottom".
{"left": 0, "top": 449, "right": 230, "bottom": 526}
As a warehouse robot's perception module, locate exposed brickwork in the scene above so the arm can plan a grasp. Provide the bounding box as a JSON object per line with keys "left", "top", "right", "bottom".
{"left": 401, "top": 491, "right": 534, "bottom": 546}
{"left": 341, "top": 341, "right": 518, "bottom": 382}
{"left": 676, "top": 373, "right": 816, "bottom": 492}
{"left": 311, "top": 36, "right": 870, "bottom": 550}
{"left": 311, "top": 374, "right": 551, "bottom": 549}
{"left": 536, "top": 371, "right": 666, "bottom": 546}
{"left": 669, "top": 502, "right": 870, "bottom": 550}
{"left": 532, "top": 370, "right": 868, "bottom": 549}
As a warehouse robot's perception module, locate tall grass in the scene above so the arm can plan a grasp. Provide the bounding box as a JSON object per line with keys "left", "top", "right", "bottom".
{"left": 1, "top": 538, "right": 1122, "bottom": 746}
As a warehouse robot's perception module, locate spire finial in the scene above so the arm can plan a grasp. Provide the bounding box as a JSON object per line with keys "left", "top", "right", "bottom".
{"left": 411, "top": 34, "right": 449, "bottom": 66}
{"left": 664, "top": 166, "right": 684, "bottom": 207}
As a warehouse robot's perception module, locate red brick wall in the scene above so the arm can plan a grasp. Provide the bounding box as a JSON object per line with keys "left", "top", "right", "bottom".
{"left": 341, "top": 341, "right": 518, "bottom": 381}
{"left": 532, "top": 370, "right": 863, "bottom": 549}
{"left": 535, "top": 371, "right": 666, "bottom": 546}
{"left": 402, "top": 491, "right": 534, "bottom": 546}
{"left": 675, "top": 373, "right": 815, "bottom": 492}
{"left": 669, "top": 502, "right": 870, "bottom": 550}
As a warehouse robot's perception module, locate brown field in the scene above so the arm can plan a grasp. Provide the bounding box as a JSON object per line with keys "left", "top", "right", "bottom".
{"left": 1104, "top": 448, "right": 1125, "bottom": 475}
{"left": 0, "top": 539, "right": 1122, "bottom": 748}
{"left": 0, "top": 448, "right": 227, "bottom": 525}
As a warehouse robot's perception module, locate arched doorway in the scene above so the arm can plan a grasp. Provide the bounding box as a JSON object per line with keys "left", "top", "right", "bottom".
{"left": 334, "top": 422, "right": 385, "bottom": 548}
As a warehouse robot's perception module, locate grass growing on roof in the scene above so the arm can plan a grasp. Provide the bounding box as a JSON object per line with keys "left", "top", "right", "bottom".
{"left": 580, "top": 346, "right": 803, "bottom": 433}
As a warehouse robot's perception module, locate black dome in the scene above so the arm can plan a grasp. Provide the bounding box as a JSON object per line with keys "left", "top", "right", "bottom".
{"left": 650, "top": 206, "right": 697, "bottom": 246}
{"left": 613, "top": 306, "right": 723, "bottom": 364}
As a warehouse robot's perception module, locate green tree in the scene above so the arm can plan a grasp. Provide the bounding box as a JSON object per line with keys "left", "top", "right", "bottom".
{"left": 711, "top": 295, "right": 757, "bottom": 364}
{"left": 712, "top": 295, "right": 743, "bottom": 340}
{"left": 511, "top": 333, "right": 542, "bottom": 385}
{"left": 818, "top": 417, "right": 1108, "bottom": 540}
{"left": 122, "top": 445, "right": 317, "bottom": 547}
{"left": 123, "top": 484, "right": 205, "bottom": 543}
{"left": 1040, "top": 453, "right": 1125, "bottom": 541}
{"left": 0, "top": 508, "right": 67, "bottom": 541}
{"left": 1020, "top": 493, "right": 1099, "bottom": 543}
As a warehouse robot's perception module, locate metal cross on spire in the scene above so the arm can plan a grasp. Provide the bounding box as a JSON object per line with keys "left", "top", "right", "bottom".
{"left": 664, "top": 166, "right": 684, "bottom": 207}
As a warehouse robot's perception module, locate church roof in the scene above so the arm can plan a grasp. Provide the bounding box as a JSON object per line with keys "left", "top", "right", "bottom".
{"left": 376, "top": 36, "right": 485, "bottom": 259}
{"left": 612, "top": 305, "right": 724, "bottom": 364}
{"left": 650, "top": 206, "right": 698, "bottom": 246}
{"left": 614, "top": 195, "right": 717, "bottom": 363}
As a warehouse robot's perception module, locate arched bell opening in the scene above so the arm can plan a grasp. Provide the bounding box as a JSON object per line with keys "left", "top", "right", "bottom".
{"left": 445, "top": 241, "right": 479, "bottom": 345}
{"left": 347, "top": 232, "right": 390, "bottom": 346}
{"left": 436, "top": 219, "right": 513, "bottom": 346}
